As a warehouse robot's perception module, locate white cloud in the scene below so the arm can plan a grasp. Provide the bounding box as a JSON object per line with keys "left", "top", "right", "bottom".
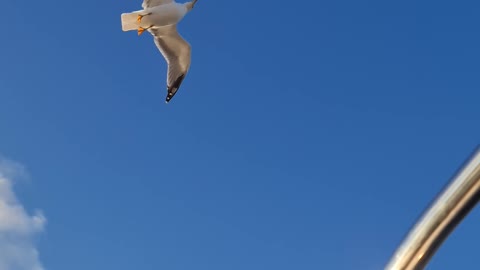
{"left": 0, "top": 158, "right": 46, "bottom": 270}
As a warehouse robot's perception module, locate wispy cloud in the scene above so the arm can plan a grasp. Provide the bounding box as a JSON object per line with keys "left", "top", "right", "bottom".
{"left": 0, "top": 158, "right": 46, "bottom": 270}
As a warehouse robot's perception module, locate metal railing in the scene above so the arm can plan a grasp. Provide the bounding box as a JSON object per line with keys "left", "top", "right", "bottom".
{"left": 385, "top": 146, "right": 480, "bottom": 270}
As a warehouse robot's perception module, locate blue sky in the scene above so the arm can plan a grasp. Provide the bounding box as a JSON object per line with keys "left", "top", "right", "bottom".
{"left": 0, "top": 0, "right": 479, "bottom": 269}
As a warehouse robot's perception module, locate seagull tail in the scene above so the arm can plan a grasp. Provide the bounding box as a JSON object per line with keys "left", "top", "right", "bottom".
{"left": 121, "top": 12, "right": 141, "bottom": 32}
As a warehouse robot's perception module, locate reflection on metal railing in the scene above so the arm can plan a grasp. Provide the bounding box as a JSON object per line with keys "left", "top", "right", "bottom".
{"left": 385, "top": 147, "right": 480, "bottom": 270}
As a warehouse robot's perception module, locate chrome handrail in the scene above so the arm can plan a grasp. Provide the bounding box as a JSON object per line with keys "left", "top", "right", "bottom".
{"left": 385, "top": 146, "right": 480, "bottom": 270}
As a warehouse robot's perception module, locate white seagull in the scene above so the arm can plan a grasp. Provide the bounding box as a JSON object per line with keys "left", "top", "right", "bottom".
{"left": 121, "top": 0, "right": 198, "bottom": 103}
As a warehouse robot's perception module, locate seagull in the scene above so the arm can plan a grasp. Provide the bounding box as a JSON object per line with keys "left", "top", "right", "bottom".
{"left": 121, "top": 0, "right": 198, "bottom": 103}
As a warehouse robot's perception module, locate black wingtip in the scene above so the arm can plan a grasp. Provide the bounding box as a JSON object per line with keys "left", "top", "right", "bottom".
{"left": 165, "top": 91, "right": 175, "bottom": 103}
{"left": 164, "top": 74, "right": 186, "bottom": 104}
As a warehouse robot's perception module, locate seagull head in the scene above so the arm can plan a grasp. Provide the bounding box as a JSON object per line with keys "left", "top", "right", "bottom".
{"left": 185, "top": 0, "right": 198, "bottom": 11}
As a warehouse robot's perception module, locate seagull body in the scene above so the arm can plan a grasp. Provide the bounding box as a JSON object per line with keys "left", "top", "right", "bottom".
{"left": 121, "top": 0, "right": 198, "bottom": 103}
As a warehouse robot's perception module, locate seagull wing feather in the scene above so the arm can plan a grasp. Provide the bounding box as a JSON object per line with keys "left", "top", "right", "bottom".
{"left": 142, "top": 0, "right": 173, "bottom": 9}
{"left": 149, "top": 25, "right": 191, "bottom": 102}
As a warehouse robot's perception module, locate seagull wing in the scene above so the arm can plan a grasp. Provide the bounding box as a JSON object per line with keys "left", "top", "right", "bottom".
{"left": 142, "top": 0, "right": 173, "bottom": 9}
{"left": 149, "top": 25, "right": 192, "bottom": 103}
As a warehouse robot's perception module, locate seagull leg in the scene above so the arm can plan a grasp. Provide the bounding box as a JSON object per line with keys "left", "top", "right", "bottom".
{"left": 138, "top": 25, "right": 154, "bottom": 36}
{"left": 137, "top": 13, "right": 152, "bottom": 23}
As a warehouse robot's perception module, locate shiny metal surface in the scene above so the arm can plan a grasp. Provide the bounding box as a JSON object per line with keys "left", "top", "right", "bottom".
{"left": 385, "top": 147, "right": 480, "bottom": 270}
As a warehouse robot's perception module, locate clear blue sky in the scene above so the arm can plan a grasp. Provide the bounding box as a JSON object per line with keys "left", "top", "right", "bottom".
{"left": 1, "top": 0, "right": 479, "bottom": 269}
